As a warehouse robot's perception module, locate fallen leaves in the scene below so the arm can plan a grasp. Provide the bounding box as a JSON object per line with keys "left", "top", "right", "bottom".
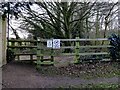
{"left": 38, "top": 62, "right": 119, "bottom": 79}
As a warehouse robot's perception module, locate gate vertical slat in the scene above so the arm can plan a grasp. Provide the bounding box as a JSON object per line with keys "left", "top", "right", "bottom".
{"left": 74, "top": 37, "right": 80, "bottom": 64}
{"left": 50, "top": 39, "right": 54, "bottom": 63}
{"left": 17, "top": 41, "right": 21, "bottom": 61}
{"left": 37, "top": 38, "right": 42, "bottom": 66}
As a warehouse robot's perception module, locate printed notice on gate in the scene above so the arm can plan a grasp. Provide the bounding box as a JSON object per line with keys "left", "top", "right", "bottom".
{"left": 47, "top": 40, "right": 52, "bottom": 48}
{"left": 53, "top": 39, "right": 60, "bottom": 49}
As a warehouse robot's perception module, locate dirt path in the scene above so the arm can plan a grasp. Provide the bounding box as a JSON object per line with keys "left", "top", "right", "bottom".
{"left": 2, "top": 61, "right": 119, "bottom": 88}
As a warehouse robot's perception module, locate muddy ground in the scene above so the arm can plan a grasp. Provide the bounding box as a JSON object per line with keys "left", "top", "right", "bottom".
{"left": 2, "top": 56, "right": 119, "bottom": 88}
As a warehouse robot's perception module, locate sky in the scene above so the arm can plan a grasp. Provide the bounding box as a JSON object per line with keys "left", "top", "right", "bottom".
{"left": 8, "top": 0, "right": 119, "bottom": 38}
{"left": 9, "top": 18, "right": 29, "bottom": 38}
{"left": 1, "top": 0, "right": 118, "bottom": 2}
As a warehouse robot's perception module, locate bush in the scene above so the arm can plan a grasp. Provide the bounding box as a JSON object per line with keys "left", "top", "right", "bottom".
{"left": 108, "top": 34, "right": 120, "bottom": 61}
{"left": 6, "top": 49, "right": 15, "bottom": 63}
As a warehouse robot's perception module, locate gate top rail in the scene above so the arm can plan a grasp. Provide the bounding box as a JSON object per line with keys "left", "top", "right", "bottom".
{"left": 39, "top": 38, "right": 109, "bottom": 42}
{"left": 8, "top": 38, "right": 109, "bottom": 42}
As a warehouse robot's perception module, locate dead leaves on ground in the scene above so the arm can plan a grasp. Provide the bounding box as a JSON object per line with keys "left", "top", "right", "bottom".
{"left": 38, "top": 62, "right": 119, "bottom": 79}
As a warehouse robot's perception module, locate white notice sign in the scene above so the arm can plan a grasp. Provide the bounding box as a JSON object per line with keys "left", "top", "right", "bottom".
{"left": 53, "top": 39, "right": 60, "bottom": 49}
{"left": 47, "top": 40, "right": 52, "bottom": 48}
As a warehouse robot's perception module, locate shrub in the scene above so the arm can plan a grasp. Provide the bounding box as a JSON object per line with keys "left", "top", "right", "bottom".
{"left": 6, "top": 49, "right": 15, "bottom": 63}
{"left": 108, "top": 34, "right": 120, "bottom": 61}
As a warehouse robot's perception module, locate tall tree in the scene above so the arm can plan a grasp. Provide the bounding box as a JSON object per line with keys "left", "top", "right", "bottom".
{"left": 19, "top": 2, "right": 96, "bottom": 39}
{"left": 118, "top": 1, "right": 120, "bottom": 35}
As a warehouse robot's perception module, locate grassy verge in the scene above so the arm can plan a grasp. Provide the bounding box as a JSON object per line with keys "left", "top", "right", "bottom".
{"left": 58, "top": 84, "right": 120, "bottom": 89}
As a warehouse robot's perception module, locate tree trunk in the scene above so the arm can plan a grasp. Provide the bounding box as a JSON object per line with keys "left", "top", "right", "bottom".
{"left": 95, "top": 9, "right": 99, "bottom": 45}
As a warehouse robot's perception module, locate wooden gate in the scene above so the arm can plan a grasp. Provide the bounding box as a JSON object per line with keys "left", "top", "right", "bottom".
{"left": 36, "top": 37, "right": 112, "bottom": 66}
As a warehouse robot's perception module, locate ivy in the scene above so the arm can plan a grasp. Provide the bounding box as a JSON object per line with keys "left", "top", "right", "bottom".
{"left": 108, "top": 34, "right": 120, "bottom": 61}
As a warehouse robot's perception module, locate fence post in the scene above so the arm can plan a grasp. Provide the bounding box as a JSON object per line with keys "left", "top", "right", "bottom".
{"left": 17, "top": 40, "right": 21, "bottom": 61}
{"left": 50, "top": 39, "right": 54, "bottom": 63}
{"left": 11, "top": 39, "right": 15, "bottom": 51}
{"left": 36, "top": 38, "right": 43, "bottom": 67}
{"left": 74, "top": 37, "right": 80, "bottom": 64}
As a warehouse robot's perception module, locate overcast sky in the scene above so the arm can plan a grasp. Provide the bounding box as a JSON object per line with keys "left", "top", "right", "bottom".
{"left": 2, "top": 0, "right": 118, "bottom": 2}
{"left": 9, "top": 0, "right": 119, "bottom": 38}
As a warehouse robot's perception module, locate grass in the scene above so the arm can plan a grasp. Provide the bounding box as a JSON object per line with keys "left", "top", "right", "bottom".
{"left": 57, "top": 83, "right": 120, "bottom": 89}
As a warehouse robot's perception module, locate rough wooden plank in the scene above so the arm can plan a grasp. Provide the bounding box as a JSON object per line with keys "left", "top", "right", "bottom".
{"left": 8, "top": 39, "right": 37, "bottom": 42}
{"left": 60, "top": 38, "right": 109, "bottom": 41}
{"left": 78, "top": 52, "right": 108, "bottom": 55}
{"left": 36, "top": 61, "right": 54, "bottom": 65}
{"left": 78, "top": 38, "right": 109, "bottom": 41}
{"left": 61, "top": 53, "right": 75, "bottom": 56}
{"left": 37, "top": 45, "right": 112, "bottom": 50}
{"left": 15, "top": 53, "right": 36, "bottom": 55}
{"left": 60, "top": 52, "right": 109, "bottom": 56}
{"left": 39, "top": 39, "right": 47, "bottom": 42}
{"left": 8, "top": 46, "right": 37, "bottom": 48}
{"left": 60, "top": 45, "right": 112, "bottom": 49}
{"left": 61, "top": 46, "right": 75, "bottom": 49}
{"left": 101, "top": 59, "right": 111, "bottom": 61}
{"left": 80, "top": 45, "right": 112, "bottom": 48}
{"left": 15, "top": 52, "right": 109, "bottom": 59}
{"left": 38, "top": 46, "right": 74, "bottom": 49}
{"left": 0, "top": 15, "right": 2, "bottom": 67}
{"left": 2, "top": 17, "right": 7, "bottom": 65}
{"left": 37, "top": 38, "right": 109, "bottom": 42}
{"left": 74, "top": 37, "right": 80, "bottom": 63}
{"left": 8, "top": 45, "right": 112, "bottom": 49}
{"left": 37, "top": 52, "right": 109, "bottom": 56}
{"left": 12, "top": 45, "right": 112, "bottom": 48}
{"left": 16, "top": 59, "right": 37, "bottom": 62}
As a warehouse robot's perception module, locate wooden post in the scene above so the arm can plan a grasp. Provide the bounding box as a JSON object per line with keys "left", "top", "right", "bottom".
{"left": 10, "top": 39, "right": 17, "bottom": 60}
{"left": 17, "top": 41, "right": 21, "bottom": 61}
{"left": 36, "top": 38, "right": 40, "bottom": 68}
{"left": 2, "top": 16, "right": 7, "bottom": 65}
{"left": 0, "top": 15, "right": 3, "bottom": 66}
{"left": 50, "top": 39, "right": 54, "bottom": 64}
{"left": 36, "top": 38, "right": 43, "bottom": 66}
{"left": 39, "top": 40, "right": 43, "bottom": 62}
{"left": 74, "top": 37, "right": 80, "bottom": 64}
{"left": 30, "top": 54, "right": 33, "bottom": 63}
{"left": 0, "top": 15, "right": 7, "bottom": 66}
{"left": 51, "top": 48, "right": 54, "bottom": 62}
{"left": 11, "top": 39, "right": 15, "bottom": 51}
{"left": 17, "top": 55, "right": 20, "bottom": 61}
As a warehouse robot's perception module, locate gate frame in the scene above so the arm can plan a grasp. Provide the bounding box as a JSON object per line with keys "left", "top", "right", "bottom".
{"left": 36, "top": 37, "right": 111, "bottom": 66}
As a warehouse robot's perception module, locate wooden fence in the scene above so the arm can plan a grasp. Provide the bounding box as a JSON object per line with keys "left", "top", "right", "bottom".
{"left": 8, "top": 39, "right": 37, "bottom": 61}
{"left": 36, "top": 37, "right": 112, "bottom": 66}
{"left": 8, "top": 37, "right": 112, "bottom": 65}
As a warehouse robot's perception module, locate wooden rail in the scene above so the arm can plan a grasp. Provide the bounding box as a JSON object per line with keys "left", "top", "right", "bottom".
{"left": 37, "top": 37, "right": 111, "bottom": 65}
{"left": 8, "top": 39, "right": 37, "bottom": 61}
{"left": 8, "top": 38, "right": 111, "bottom": 65}
{"left": 38, "top": 45, "right": 112, "bottom": 49}
{"left": 39, "top": 38, "right": 108, "bottom": 42}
